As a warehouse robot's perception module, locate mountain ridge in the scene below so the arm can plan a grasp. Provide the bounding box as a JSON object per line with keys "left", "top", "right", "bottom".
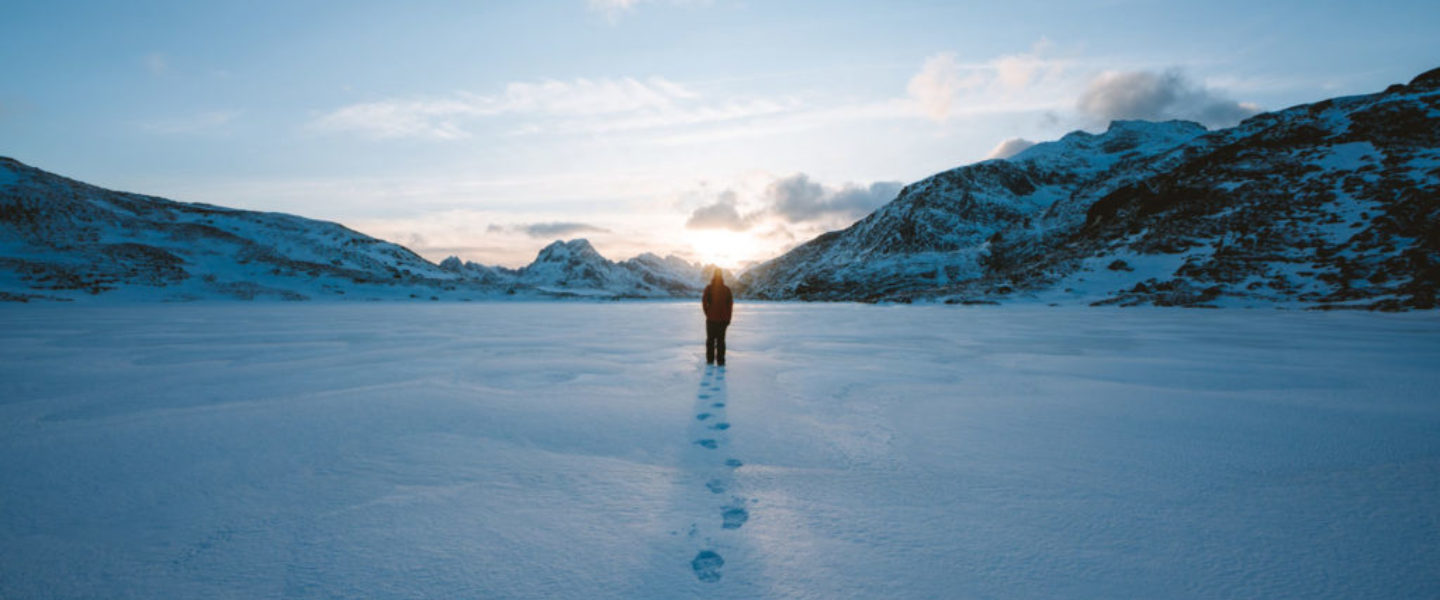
{"left": 0, "top": 158, "right": 706, "bottom": 302}
{"left": 739, "top": 67, "right": 1440, "bottom": 310}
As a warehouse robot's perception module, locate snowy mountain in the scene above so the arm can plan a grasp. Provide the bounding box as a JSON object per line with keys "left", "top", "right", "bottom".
{"left": 507, "top": 239, "right": 705, "bottom": 297}
{"left": 741, "top": 67, "right": 1440, "bottom": 310}
{"left": 740, "top": 120, "right": 1208, "bottom": 300}
{"left": 621, "top": 251, "right": 711, "bottom": 296}
{"left": 0, "top": 158, "right": 705, "bottom": 301}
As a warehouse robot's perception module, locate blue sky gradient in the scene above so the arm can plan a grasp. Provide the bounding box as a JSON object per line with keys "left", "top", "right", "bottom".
{"left": 3, "top": 0, "right": 1436, "bottom": 266}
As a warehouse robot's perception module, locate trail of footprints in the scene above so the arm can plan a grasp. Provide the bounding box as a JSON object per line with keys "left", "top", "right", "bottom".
{"left": 686, "top": 365, "right": 753, "bottom": 584}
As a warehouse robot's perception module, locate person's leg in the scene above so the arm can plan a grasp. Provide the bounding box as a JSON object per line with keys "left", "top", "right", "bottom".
{"left": 716, "top": 322, "right": 728, "bottom": 366}
{"left": 705, "top": 321, "right": 717, "bottom": 364}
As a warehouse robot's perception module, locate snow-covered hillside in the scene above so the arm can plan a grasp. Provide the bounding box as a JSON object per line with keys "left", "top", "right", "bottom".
{"left": 741, "top": 67, "right": 1440, "bottom": 310}
{"left": 740, "top": 120, "right": 1208, "bottom": 300}
{"left": 0, "top": 158, "right": 706, "bottom": 301}
{"left": 0, "top": 157, "right": 463, "bottom": 301}
{"left": 3, "top": 303, "right": 1438, "bottom": 598}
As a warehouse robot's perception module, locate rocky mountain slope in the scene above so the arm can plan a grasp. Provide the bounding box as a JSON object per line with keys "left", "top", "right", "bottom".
{"left": 740, "top": 67, "right": 1440, "bottom": 310}
{"left": 0, "top": 159, "right": 704, "bottom": 302}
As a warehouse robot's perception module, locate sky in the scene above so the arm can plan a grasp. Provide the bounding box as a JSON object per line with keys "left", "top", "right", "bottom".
{"left": 2, "top": 1, "right": 1437, "bottom": 269}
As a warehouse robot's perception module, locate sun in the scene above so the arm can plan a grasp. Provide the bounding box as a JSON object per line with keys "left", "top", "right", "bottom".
{"left": 687, "top": 229, "right": 761, "bottom": 271}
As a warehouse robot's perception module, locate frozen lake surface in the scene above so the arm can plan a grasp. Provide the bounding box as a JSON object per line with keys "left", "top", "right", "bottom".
{"left": 2, "top": 302, "right": 1438, "bottom": 598}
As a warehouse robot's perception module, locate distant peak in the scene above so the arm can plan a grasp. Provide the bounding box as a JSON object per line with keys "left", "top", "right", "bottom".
{"left": 538, "top": 238, "right": 593, "bottom": 251}
{"left": 534, "top": 238, "right": 604, "bottom": 263}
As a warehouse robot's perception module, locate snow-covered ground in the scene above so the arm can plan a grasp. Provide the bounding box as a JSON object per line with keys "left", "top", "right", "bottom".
{"left": 2, "top": 303, "right": 1438, "bottom": 599}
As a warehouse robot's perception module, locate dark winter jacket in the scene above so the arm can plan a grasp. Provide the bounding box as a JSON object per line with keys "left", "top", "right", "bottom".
{"left": 703, "top": 282, "right": 733, "bottom": 323}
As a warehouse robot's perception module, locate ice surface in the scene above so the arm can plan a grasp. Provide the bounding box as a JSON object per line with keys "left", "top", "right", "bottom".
{"left": 2, "top": 302, "right": 1438, "bottom": 598}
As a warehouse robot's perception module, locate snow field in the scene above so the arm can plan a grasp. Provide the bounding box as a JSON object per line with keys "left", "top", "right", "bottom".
{"left": 1, "top": 302, "right": 1438, "bottom": 598}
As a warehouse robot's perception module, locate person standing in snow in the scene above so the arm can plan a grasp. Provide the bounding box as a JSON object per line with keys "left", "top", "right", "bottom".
{"left": 702, "top": 269, "right": 734, "bottom": 366}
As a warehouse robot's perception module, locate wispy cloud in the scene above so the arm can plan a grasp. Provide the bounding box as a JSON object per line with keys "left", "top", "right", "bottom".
{"left": 907, "top": 53, "right": 977, "bottom": 122}
{"left": 312, "top": 41, "right": 1088, "bottom": 146}
{"left": 906, "top": 40, "right": 1071, "bottom": 123}
{"left": 505, "top": 221, "right": 612, "bottom": 238}
{"left": 139, "top": 109, "right": 243, "bottom": 135}
{"left": 309, "top": 76, "right": 786, "bottom": 140}
{"left": 309, "top": 98, "right": 478, "bottom": 140}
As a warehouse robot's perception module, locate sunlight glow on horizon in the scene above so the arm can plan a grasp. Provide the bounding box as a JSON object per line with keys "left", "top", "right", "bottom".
{"left": 685, "top": 229, "right": 768, "bottom": 271}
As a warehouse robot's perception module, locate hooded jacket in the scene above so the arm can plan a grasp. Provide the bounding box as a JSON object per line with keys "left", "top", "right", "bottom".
{"left": 702, "top": 279, "right": 733, "bottom": 323}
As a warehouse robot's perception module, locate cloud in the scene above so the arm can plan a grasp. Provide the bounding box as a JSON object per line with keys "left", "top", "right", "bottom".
{"left": 309, "top": 76, "right": 795, "bottom": 140}
{"left": 993, "top": 38, "right": 1055, "bottom": 91}
{"left": 685, "top": 190, "right": 755, "bottom": 231}
{"left": 907, "top": 53, "right": 974, "bottom": 122}
{"left": 486, "top": 222, "right": 610, "bottom": 237}
{"left": 313, "top": 41, "right": 1080, "bottom": 145}
{"left": 766, "top": 174, "right": 827, "bottom": 222}
{"left": 905, "top": 41, "right": 1068, "bottom": 123}
{"left": 310, "top": 98, "right": 476, "bottom": 140}
{"left": 765, "top": 174, "right": 902, "bottom": 224}
{"left": 520, "top": 222, "right": 611, "bottom": 238}
{"left": 496, "top": 77, "right": 696, "bottom": 115}
{"left": 685, "top": 175, "right": 900, "bottom": 231}
{"left": 986, "top": 138, "right": 1035, "bottom": 160}
{"left": 1078, "top": 70, "right": 1261, "bottom": 128}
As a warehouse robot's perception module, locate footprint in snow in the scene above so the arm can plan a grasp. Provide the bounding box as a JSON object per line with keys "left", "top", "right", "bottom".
{"left": 722, "top": 505, "right": 749, "bottom": 529}
{"left": 725, "top": 458, "right": 743, "bottom": 468}
{"left": 711, "top": 402, "right": 725, "bottom": 408}
{"left": 699, "top": 393, "right": 710, "bottom": 399}
{"left": 709, "top": 422, "right": 730, "bottom": 431}
{"left": 697, "top": 413, "right": 711, "bottom": 420}
{"left": 692, "top": 550, "right": 724, "bottom": 583}
{"left": 705, "top": 479, "right": 726, "bottom": 494}
{"left": 695, "top": 439, "right": 718, "bottom": 449}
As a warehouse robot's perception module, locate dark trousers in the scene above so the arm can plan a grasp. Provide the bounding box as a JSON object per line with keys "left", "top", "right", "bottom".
{"left": 706, "top": 320, "right": 729, "bottom": 365}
